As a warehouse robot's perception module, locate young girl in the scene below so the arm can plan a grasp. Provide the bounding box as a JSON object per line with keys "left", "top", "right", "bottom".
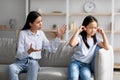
{"left": 8, "top": 11, "right": 66, "bottom": 80}
{"left": 68, "top": 15, "right": 109, "bottom": 80}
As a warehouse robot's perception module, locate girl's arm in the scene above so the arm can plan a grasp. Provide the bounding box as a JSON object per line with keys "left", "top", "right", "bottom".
{"left": 97, "top": 27, "right": 110, "bottom": 50}
{"left": 69, "top": 26, "right": 86, "bottom": 47}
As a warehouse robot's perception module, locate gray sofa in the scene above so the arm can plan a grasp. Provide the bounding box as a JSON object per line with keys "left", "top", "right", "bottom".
{"left": 0, "top": 30, "right": 114, "bottom": 80}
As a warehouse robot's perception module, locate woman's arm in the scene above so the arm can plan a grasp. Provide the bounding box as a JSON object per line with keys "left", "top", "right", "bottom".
{"left": 16, "top": 31, "right": 29, "bottom": 59}
{"left": 42, "top": 25, "right": 66, "bottom": 53}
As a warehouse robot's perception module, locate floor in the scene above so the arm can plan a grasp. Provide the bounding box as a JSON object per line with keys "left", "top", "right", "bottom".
{"left": 114, "top": 71, "right": 120, "bottom": 80}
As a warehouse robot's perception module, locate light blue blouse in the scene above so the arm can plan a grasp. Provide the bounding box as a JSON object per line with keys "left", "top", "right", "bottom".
{"left": 16, "top": 30, "right": 60, "bottom": 60}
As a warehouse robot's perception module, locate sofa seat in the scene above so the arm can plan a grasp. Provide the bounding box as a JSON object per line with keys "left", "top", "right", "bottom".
{"left": 0, "top": 65, "right": 9, "bottom": 80}
{"left": 38, "top": 67, "right": 68, "bottom": 80}
{"left": 38, "top": 67, "right": 94, "bottom": 80}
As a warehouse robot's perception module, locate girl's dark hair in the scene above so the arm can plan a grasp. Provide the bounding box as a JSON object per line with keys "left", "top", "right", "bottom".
{"left": 21, "top": 11, "right": 41, "bottom": 30}
{"left": 80, "top": 15, "right": 98, "bottom": 49}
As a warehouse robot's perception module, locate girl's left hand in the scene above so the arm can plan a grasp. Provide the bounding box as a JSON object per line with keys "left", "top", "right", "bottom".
{"left": 97, "top": 27, "right": 104, "bottom": 34}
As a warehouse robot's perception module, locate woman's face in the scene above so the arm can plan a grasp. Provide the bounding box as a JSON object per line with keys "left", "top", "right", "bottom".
{"left": 86, "top": 21, "right": 98, "bottom": 37}
{"left": 30, "top": 16, "right": 42, "bottom": 30}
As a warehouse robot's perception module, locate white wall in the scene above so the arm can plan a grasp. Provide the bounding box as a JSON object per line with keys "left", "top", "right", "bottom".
{"left": 0, "top": 0, "right": 26, "bottom": 29}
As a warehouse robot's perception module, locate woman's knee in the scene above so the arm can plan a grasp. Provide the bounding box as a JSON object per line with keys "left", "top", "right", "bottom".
{"left": 29, "top": 60, "right": 39, "bottom": 68}
{"left": 8, "top": 64, "right": 19, "bottom": 74}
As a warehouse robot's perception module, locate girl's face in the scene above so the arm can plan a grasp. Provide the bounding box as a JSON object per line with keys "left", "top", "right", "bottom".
{"left": 30, "top": 16, "right": 42, "bottom": 31}
{"left": 85, "top": 21, "right": 98, "bottom": 37}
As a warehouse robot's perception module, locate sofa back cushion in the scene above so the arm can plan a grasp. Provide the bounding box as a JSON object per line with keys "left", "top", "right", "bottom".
{"left": 39, "top": 41, "right": 74, "bottom": 67}
{"left": 0, "top": 30, "right": 17, "bottom": 64}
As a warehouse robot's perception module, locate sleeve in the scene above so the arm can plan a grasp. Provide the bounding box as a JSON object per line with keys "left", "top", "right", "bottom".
{"left": 50, "top": 37, "right": 61, "bottom": 53}
{"left": 42, "top": 31, "right": 60, "bottom": 53}
{"left": 97, "top": 37, "right": 102, "bottom": 44}
{"left": 77, "top": 35, "right": 82, "bottom": 46}
{"left": 16, "top": 31, "right": 28, "bottom": 59}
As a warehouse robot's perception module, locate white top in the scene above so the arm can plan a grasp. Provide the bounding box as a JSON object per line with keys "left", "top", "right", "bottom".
{"left": 72, "top": 35, "right": 101, "bottom": 63}
{"left": 16, "top": 30, "right": 60, "bottom": 60}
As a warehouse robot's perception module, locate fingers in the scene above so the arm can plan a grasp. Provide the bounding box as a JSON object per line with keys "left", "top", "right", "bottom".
{"left": 28, "top": 43, "right": 42, "bottom": 54}
{"left": 97, "top": 27, "right": 102, "bottom": 32}
{"left": 56, "top": 24, "right": 67, "bottom": 38}
{"left": 61, "top": 24, "right": 66, "bottom": 29}
{"left": 81, "top": 26, "right": 86, "bottom": 31}
{"left": 79, "top": 26, "right": 86, "bottom": 32}
{"left": 97, "top": 27, "right": 105, "bottom": 34}
{"left": 30, "top": 43, "right": 32, "bottom": 48}
{"left": 61, "top": 25, "right": 67, "bottom": 33}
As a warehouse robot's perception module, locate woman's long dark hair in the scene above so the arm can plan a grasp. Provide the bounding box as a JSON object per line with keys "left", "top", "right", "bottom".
{"left": 80, "top": 15, "right": 98, "bottom": 49}
{"left": 21, "top": 11, "right": 41, "bottom": 30}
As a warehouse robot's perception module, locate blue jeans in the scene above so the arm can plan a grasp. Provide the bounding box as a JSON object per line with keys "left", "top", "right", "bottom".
{"left": 68, "top": 45, "right": 100, "bottom": 80}
{"left": 8, "top": 58, "right": 40, "bottom": 80}
{"left": 90, "top": 45, "right": 101, "bottom": 73}
{"left": 68, "top": 60, "right": 91, "bottom": 80}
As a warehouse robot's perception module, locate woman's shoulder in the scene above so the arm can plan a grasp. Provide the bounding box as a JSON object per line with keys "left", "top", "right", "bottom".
{"left": 37, "top": 29, "right": 44, "bottom": 33}
{"left": 19, "top": 30, "right": 28, "bottom": 34}
{"left": 37, "top": 30, "right": 45, "bottom": 35}
{"left": 18, "top": 30, "right": 29, "bottom": 37}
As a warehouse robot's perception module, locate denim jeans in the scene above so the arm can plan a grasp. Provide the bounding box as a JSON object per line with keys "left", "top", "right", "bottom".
{"left": 68, "top": 60, "right": 91, "bottom": 80}
{"left": 90, "top": 45, "right": 101, "bottom": 73}
{"left": 68, "top": 45, "right": 100, "bottom": 80}
{"left": 8, "top": 57, "right": 40, "bottom": 80}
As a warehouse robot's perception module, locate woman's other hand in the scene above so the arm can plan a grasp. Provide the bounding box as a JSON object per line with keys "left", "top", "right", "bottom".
{"left": 57, "top": 24, "right": 67, "bottom": 38}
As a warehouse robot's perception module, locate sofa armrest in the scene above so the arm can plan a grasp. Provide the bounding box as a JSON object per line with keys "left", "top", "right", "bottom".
{"left": 94, "top": 46, "right": 114, "bottom": 80}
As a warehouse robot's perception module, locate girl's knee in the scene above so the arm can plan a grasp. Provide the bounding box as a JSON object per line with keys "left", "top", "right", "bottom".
{"left": 69, "top": 61, "right": 79, "bottom": 69}
{"left": 80, "top": 68, "right": 91, "bottom": 80}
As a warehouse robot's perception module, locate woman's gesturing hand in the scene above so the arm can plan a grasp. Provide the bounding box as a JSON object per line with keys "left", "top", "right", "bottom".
{"left": 57, "top": 24, "right": 67, "bottom": 38}
{"left": 27, "top": 43, "right": 42, "bottom": 54}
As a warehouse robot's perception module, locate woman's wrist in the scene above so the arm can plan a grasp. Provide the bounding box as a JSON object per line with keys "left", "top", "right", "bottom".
{"left": 27, "top": 49, "right": 31, "bottom": 54}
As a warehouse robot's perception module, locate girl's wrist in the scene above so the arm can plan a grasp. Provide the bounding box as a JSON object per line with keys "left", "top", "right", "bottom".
{"left": 76, "top": 29, "right": 82, "bottom": 34}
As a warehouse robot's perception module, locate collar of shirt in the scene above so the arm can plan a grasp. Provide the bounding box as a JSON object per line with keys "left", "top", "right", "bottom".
{"left": 27, "top": 30, "right": 40, "bottom": 36}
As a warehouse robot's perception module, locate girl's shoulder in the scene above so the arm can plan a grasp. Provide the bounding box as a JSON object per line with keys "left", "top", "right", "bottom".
{"left": 78, "top": 35, "right": 82, "bottom": 40}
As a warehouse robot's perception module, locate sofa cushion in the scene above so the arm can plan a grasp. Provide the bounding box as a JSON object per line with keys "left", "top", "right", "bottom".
{"left": 38, "top": 67, "right": 68, "bottom": 80}
{"left": 0, "top": 65, "right": 9, "bottom": 80}
{"left": 0, "top": 30, "right": 17, "bottom": 64}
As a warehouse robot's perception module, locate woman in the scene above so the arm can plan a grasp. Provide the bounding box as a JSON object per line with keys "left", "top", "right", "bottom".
{"left": 8, "top": 11, "right": 66, "bottom": 80}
